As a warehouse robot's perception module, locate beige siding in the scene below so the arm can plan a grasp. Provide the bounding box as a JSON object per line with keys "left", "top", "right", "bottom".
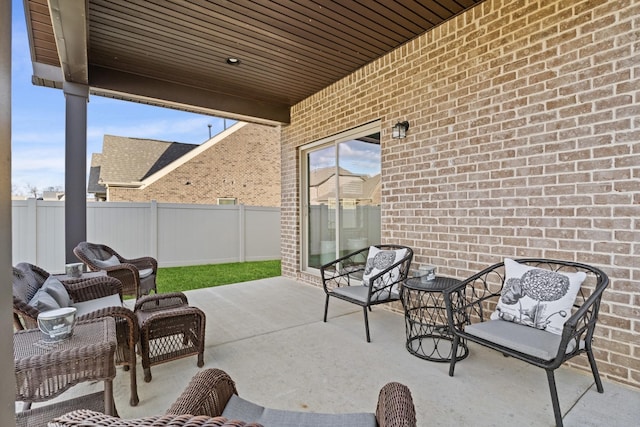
{"left": 281, "top": 0, "right": 640, "bottom": 388}
{"left": 109, "top": 123, "right": 281, "bottom": 207}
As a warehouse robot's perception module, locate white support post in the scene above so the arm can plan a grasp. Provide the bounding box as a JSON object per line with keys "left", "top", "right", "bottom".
{"left": 0, "top": 0, "right": 16, "bottom": 422}
{"left": 26, "top": 198, "right": 38, "bottom": 263}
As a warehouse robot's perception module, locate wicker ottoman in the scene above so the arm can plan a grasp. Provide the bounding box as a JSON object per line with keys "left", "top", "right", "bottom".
{"left": 134, "top": 292, "right": 206, "bottom": 382}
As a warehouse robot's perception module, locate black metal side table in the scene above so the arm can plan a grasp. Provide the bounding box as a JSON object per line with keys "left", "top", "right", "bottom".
{"left": 401, "top": 276, "right": 469, "bottom": 362}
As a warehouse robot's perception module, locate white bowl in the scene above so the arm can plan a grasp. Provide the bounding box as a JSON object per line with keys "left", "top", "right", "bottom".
{"left": 37, "top": 307, "right": 77, "bottom": 341}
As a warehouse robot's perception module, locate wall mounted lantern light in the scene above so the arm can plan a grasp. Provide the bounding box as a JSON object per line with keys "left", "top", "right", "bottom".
{"left": 392, "top": 121, "right": 409, "bottom": 139}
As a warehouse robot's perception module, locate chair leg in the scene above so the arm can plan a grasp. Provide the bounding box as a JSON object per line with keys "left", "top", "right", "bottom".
{"left": 449, "top": 336, "right": 459, "bottom": 377}
{"left": 586, "top": 344, "right": 604, "bottom": 393}
{"left": 363, "top": 306, "right": 371, "bottom": 342}
{"left": 546, "top": 369, "right": 564, "bottom": 427}
{"left": 323, "top": 295, "right": 330, "bottom": 322}
{"left": 129, "top": 348, "right": 139, "bottom": 406}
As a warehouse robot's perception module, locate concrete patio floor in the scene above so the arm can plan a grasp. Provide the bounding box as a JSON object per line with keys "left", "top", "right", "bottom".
{"left": 33, "top": 277, "right": 640, "bottom": 426}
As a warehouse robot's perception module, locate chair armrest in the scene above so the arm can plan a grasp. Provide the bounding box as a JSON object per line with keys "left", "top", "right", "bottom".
{"left": 376, "top": 382, "right": 417, "bottom": 427}
{"left": 166, "top": 368, "right": 238, "bottom": 417}
{"left": 103, "top": 264, "right": 140, "bottom": 290}
{"left": 554, "top": 272, "right": 609, "bottom": 359}
{"left": 121, "top": 255, "right": 158, "bottom": 273}
{"left": 443, "top": 262, "right": 505, "bottom": 334}
{"left": 320, "top": 247, "right": 369, "bottom": 292}
{"left": 77, "top": 305, "right": 139, "bottom": 342}
{"left": 134, "top": 292, "right": 188, "bottom": 312}
{"left": 13, "top": 297, "right": 40, "bottom": 330}
{"left": 364, "top": 252, "right": 412, "bottom": 298}
{"left": 48, "top": 410, "right": 264, "bottom": 426}
{"left": 63, "top": 276, "right": 123, "bottom": 303}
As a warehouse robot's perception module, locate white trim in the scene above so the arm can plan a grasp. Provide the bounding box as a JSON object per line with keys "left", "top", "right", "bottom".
{"left": 301, "top": 120, "right": 381, "bottom": 151}
{"left": 217, "top": 197, "right": 237, "bottom": 205}
{"left": 32, "top": 62, "right": 63, "bottom": 83}
{"left": 299, "top": 120, "right": 381, "bottom": 273}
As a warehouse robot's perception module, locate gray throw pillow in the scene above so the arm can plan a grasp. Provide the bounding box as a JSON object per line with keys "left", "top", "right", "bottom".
{"left": 28, "top": 288, "right": 60, "bottom": 311}
{"left": 93, "top": 255, "right": 120, "bottom": 268}
{"left": 41, "top": 276, "right": 72, "bottom": 307}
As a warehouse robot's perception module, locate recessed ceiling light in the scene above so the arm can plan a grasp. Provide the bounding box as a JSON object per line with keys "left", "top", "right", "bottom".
{"left": 226, "top": 57, "right": 240, "bottom": 65}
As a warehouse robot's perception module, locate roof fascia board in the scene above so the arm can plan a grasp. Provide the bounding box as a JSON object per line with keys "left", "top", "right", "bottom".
{"left": 138, "top": 122, "right": 248, "bottom": 188}
{"left": 101, "top": 181, "right": 143, "bottom": 188}
{"left": 32, "top": 62, "right": 63, "bottom": 83}
{"left": 89, "top": 65, "right": 290, "bottom": 125}
{"left": 48, "top": 0, "right": 89, "bottom": 84}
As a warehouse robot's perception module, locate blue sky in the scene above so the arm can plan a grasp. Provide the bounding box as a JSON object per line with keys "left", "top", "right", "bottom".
{"left": 10, "top": 0, "right": 226, "bottom": 196}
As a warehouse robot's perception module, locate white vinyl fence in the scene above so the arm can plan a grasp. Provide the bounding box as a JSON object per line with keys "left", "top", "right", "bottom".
{"left": 12, "top": 200, "right": 281, "bottom": 273}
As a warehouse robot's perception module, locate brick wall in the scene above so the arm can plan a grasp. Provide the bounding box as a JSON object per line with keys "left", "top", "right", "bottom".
{"left": 281, "top": 0, "right": 639, "bottom": 388}
{"left": 110, "top": 123, "right": 281, "bottom": 207}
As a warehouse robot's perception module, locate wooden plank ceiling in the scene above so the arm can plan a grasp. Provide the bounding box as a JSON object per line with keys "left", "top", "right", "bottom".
{"left": 24, "top": 0, "right": 485, "bottom": 124}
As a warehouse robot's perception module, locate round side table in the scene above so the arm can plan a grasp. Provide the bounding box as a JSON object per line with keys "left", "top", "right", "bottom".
{"left": 401, "top": 276, "right": 469, "bottom": 362}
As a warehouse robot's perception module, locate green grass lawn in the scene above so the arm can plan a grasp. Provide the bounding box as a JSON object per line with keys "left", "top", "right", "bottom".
{"left": 156, "top": 260, "right": 281, "bottom": 293}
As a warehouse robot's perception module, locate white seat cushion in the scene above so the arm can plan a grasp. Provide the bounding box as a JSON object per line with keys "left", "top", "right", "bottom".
{"left": 138, "top": 268, "right": 153, "bottom": 279}
{"left": 73, "top": 294, "right": 122, "bottom": 316}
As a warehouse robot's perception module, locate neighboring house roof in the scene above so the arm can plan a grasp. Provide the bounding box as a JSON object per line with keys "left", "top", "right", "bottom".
{"left": 309, "top": 167, "right": 359, "bottom": 187}
{"left": 95, "top": 135, "right": 199, "bottom": 186}
{"left": 87, "top": 153, "right": 106, "bottom": 194}
{"left": 311, "top": 167, "right": 381, "bottom": 205}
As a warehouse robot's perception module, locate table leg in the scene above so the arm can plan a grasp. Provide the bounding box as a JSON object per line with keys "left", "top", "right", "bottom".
{"left": 104, "top": 379, "right": 115, "bottom": 415}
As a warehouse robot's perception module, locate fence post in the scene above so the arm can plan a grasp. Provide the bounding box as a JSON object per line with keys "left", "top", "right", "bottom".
{"left": 27, "top": 198, "right": 37, "bottom": 263}
{"left": 239, "top": 204, "right": 245, "bottom": 262}
{"left": 150, "top": 200, "right": 158, "bottom": 261}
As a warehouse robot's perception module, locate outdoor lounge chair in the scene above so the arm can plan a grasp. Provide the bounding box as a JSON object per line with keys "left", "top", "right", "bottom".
{"left": 74, "top": 241, "right": 158, "bottom": 298}
{"left": 12, "top": 262, "right": 139, "bottom": 407}
{"left": 443, "top": 258, "right": 609, "bottom": 427}
{"left": 49, "top": 368, "right": 417, "bottom": 427}
{"left": 321, "top": 245, "right": 413, "bottom": 342}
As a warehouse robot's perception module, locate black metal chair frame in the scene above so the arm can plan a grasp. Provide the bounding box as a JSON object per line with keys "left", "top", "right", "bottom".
{"left": 321, "top": 244, "right": 413, "bottom": 342}
{"left": 443, "top": 258, "right": 609, "bottom": 427}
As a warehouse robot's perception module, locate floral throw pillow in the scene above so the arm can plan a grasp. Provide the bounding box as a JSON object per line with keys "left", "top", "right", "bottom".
{"left": 361, "top": 246, "right": 407, "bottom": 296}
{"left": 490, "top": 258, "right": 586, "bottom": 335}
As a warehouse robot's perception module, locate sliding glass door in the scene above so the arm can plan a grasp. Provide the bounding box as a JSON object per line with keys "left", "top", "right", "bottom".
{"left": 302, "top": 123, "right": 381, "bottom": 270}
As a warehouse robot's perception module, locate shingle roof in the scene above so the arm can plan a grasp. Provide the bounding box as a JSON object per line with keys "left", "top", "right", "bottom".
{"left": 309, "top": 167, "right": 359, "bottom": 187}
{"left": 87, "top": 153, "right": 105, "bottom": 194}
{"left": 97, "top": 135, "right": 198, "bottom": 184}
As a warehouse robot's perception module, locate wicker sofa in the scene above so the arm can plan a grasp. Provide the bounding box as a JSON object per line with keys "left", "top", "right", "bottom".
{"left": 49, "top": 368, "right": 417, "bottom": 427}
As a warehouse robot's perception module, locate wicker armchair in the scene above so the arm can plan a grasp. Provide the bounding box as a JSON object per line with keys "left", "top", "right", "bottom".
{"left": 12, "top": 262, "right": 139, "bottom": 407}
{"left": 74, "top": 241, "right": 158, "bottom": 298}
{"left": 443, "top": 258, "right": 609, "bottom": 427}
{"left": 321, "top": 245, "right": 413, "bottom": 342}
{"left": 50, "top": 368, "right": 417, "bottom": 427}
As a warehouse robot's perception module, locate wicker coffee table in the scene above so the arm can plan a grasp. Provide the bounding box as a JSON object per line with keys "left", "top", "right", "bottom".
{"left": 14, "top": 318, "right": 117, "bottom": 424}
{"left": 134, "top": 292, "right": 206, "bottom": 382}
